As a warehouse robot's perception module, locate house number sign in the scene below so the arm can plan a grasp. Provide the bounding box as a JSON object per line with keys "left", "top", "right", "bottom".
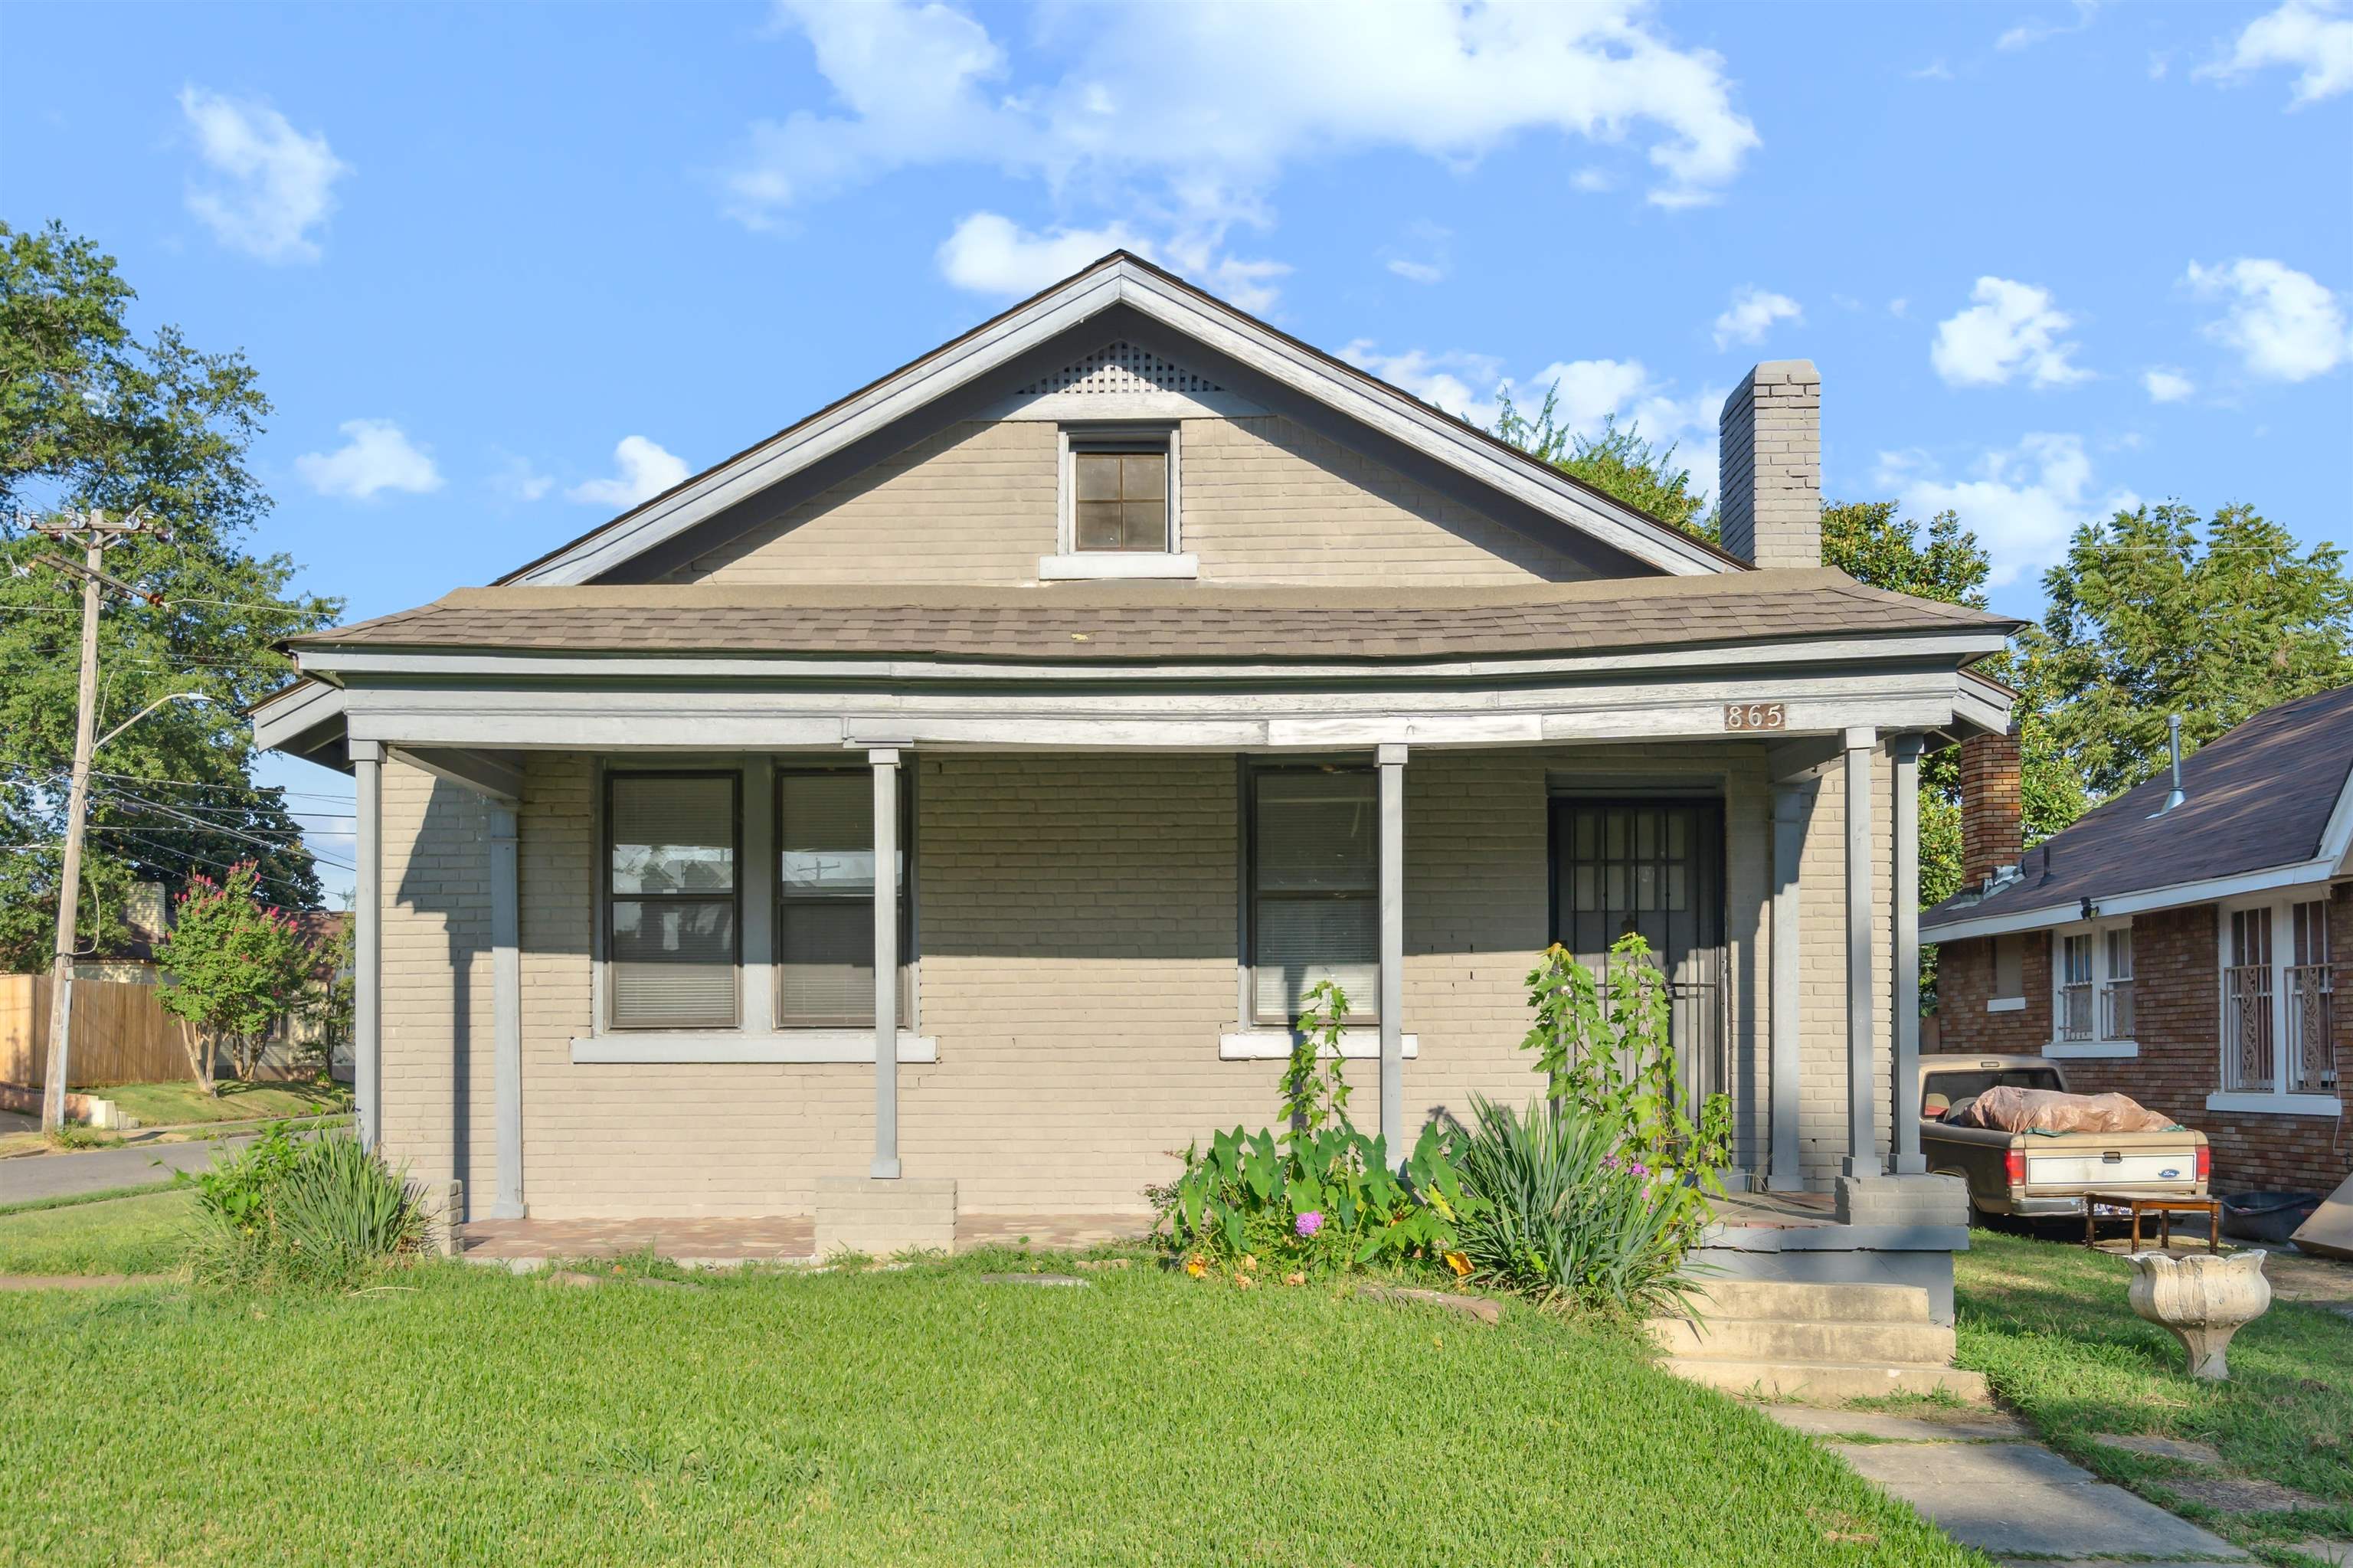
{"left": 1723, "top": 702, "right": 1787, "bottom": 732}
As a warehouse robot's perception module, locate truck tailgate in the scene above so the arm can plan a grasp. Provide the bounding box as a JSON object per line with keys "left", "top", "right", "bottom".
{"left": 2027, "top": 1149, "right": 2198, "bottom": 1187}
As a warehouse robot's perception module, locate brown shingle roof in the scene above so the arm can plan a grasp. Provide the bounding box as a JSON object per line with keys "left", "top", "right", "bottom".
{"left": 1923, "top": 683, "right": 2353, "bottom": 933}
{"left": 287, "top": 569, "right": 2014, "bottom": 665}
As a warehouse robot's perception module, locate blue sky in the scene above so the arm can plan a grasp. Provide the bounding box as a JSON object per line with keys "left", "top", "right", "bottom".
{"left": 5, "top": 0, "right": 2348, "bottom": 899}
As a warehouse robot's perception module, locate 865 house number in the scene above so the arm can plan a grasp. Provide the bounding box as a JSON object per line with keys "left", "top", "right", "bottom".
{"left": 1723, "top": 702, "right": 1787, "bottom": 732}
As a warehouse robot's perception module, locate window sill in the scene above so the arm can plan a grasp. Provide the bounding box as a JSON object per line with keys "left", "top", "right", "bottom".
{"left": 1038, "top": 552, "right": 1199, "bottom": 581}
{"left": 1219, "top": 1030, "right": 1419, "bottom": 1062}
{"left": 570, "top": 1030, "right": 939, "bottom": 1066}
{"left": 1985, "top": 997, "right": 2027, "bottom": 1013}
{"left": 2047, "top": 1040, "right": 2139, "bottom": 1059}
{"left": 2204, "top": 1091, "right": 2342, "bottom": 1118}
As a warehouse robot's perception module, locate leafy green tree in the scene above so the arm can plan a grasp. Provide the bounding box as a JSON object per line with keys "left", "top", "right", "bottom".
{"left": 1490, "top": 386, "right": 1709, "bottom": 532}
{"left": 155, "top": 863, "right": 319, "bottom": 1092}
{"left": 2, "top": 221, "right": 340, "bottom": 967}
{"left": 2021, "top": 502, "right": 2353, "bottom": 801}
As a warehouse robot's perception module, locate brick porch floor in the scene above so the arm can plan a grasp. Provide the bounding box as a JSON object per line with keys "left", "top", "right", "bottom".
{"left": 454, "top": 1210, "right": 1156, "bottom": 1265}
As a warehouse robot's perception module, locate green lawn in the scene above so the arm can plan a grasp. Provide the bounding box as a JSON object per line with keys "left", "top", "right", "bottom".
{"left": 0, "top": 1188, "right": 191, "bottom": 1276}
{"left": 1955, "top": 1230, "right": 2353, "bottom": 1553}
{"left": 0, "top": 1250, "right": 1986, "bottom": 1567}
{"left": 92, "top": 1079, "right": 349, "bottom": 1128}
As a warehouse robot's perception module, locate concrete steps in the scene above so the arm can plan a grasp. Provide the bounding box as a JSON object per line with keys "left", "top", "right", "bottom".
{"left": 1651, "top": 1279, "right": 1989, "bottom": 1405}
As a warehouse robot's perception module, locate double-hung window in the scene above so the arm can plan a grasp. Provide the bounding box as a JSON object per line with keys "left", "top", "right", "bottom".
{"left": 1248, "top": 767, "right": 1379, "bottom": 1026}
{"left": 2047, "top": 919, "right": 2134, "bottom": 1055}
{"left": 2217, "top": 895, "right": 2337, "bottom": 1111}
{"left": 606, "top": 772, "right": 740, "bottom": 1029}
{"left": 775, "top": 769, "right": 912, "bottom": 1028}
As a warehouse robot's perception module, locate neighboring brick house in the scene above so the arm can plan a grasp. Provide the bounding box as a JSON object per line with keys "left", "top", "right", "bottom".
{"left": 1924, "top": 687, "right": 2353, "bottom": 1195}
{"left": 254, "top": 252, "right": 2018, "bottom": 1293}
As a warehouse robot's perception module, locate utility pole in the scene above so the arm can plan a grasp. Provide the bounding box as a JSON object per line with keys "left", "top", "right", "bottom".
{"left": 29, "top": 508, "right": 153, "bottom": 1134}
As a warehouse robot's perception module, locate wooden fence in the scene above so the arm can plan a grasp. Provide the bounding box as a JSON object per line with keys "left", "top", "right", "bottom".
{"left": 0, "top": 972, "right": 191, "bottom": 1088}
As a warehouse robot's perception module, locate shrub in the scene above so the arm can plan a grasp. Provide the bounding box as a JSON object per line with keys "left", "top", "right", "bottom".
{"left": 1451, "top": 934, "right": 1732, "bottom": 1317}
{"left": 155, "top": 865, "right": 322, "bottom": 1092}
{"left": 1159, "top": 980, "right": 1478, "bottom": 1278}
{"left": 185, "top": 1123, "right": 426, "bottom": 1290}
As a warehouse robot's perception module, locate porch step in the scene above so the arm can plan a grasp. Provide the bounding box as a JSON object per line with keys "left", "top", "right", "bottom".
{"left": 1652, "top": 1278, "right": 1987, "bottom": 1406}
{"left": 1660, "top": 1356, "right": 1991, "bottom": 1404}
{"left": 1684, "top": 1278, "right": 1932, "bottom": 1324}
{"left": 1644, "top": 1315, "right": 1956, "bottom": 1366}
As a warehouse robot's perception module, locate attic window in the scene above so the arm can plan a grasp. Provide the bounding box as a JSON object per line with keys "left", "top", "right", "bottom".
{"left": 1074, "top": 445, "right": 1168, "bottom": 552}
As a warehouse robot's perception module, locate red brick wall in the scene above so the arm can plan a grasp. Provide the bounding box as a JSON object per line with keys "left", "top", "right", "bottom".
{"left": 1959, "top": 732, "right": 2023, "bottom": 889}
{"left": 2002, "top": 899, "right": 2351, "bottom": 1196}
{"left": 1932, "top": 934, "right": 2052, "bottom": 1055}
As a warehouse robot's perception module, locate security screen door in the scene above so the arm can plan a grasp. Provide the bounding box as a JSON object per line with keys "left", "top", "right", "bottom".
{"left": 1549, "top": 799, "right": 1728, "bottom": 1108}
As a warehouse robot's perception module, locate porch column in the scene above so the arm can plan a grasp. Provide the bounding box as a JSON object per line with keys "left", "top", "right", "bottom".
{"left": 352, "top": 740, "right": 383, "bottom": 1152}
{"left": 488, "top": 804, "right": 525, "bottom": 1217}
{"left": 1768, "top": 781, "right": 1811, "bottom": 1190}
{"left": 870, "top": 748, "right": 902, "bottom": 1180}
{"left": 1890, "top": 734, "right": 1927, "bottom": 1175}
{"left": 1842, "top": 727, "right": 1880, "bottom": 1177}
{"left": 1377, "top": 744, "right": 1406, "bottom": 1160}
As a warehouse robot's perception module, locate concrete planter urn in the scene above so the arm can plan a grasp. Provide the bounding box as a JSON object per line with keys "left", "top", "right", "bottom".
{"left": 2125, "top": 1249, "right": 2271, "bottom": 1380}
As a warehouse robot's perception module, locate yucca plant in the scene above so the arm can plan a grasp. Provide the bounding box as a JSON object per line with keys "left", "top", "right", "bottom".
{"left": 273, "top": 1132, "right": 427, "bottom": 1285}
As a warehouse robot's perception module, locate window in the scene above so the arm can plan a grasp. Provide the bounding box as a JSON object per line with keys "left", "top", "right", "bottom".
{"left": 606, "top": 772, "right": 739, "bottom": 1029}
{"left": 2217, "top": 895, "right": 2338, "bottom": 1109}
{"left": 775, "top": 770, "right": 912, "bottom": 1028}
{"left": 1920, "top": 1065, "right": 2063, "bottom": 1118}
{"left": 2048, "top": 920, "right": 2134, "bottom": 1051}
{"left": 1072, "top": 444, "right": 1169, "bottom": 552}
{"left": 1990, "top": 933, "right": 2026, "bottom": 1008}
{"left": 1248, "top": 767, "right": 1378, "bottom": 1026}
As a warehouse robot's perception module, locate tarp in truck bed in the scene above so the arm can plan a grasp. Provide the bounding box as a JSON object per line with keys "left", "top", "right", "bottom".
{"left": 1950, "top": 1085, "right": 2180, "bottom": 1134}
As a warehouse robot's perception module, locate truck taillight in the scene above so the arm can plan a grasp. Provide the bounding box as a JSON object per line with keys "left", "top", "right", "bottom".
{"left": 2004, "top": 1149, "right": 2026, "bottom": 1187}
{"left": 2196, "top": 1145, "right": 2211, "bottom": 1183}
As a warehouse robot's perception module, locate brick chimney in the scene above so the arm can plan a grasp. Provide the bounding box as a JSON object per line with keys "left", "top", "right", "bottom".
{"left": 1959, "top": 731, "right": 2024, "bottom": 890}
{"left": 1716, "top": 360, "right": 1821, "bottom": 569}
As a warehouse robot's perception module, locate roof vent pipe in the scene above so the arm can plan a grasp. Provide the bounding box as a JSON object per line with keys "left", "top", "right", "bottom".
{"left": 2149, "top": 713, "right": 2188, "bottom": 817}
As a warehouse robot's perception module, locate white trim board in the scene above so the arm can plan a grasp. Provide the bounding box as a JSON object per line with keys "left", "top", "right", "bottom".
{"left": 1219, "top": 1031, "right": 1419, "bottom": 1061}
{"left": 570, "top": 1031, "right": 938, "bottom": 1066}
{"left": 504, "top": 256, "right": 1731, "bottom": 588}
{"left": 2205, "top": 1091, "right": 2341, "bottom": 1118}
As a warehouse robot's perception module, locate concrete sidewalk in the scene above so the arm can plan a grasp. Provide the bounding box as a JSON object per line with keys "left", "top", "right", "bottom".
{"left": 0, "top": 1134, "right": 257, "bottom": 1206}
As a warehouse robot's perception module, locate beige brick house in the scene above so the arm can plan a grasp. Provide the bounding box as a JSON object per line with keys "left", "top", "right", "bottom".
{"left": 256, "top": 254, "right": 2014, "bottom": 1296}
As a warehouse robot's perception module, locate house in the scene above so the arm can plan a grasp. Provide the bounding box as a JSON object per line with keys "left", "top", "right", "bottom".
{"left": 252, "top": 253, "right": 2016, "bottom": 1304}
{"left": 1923, "top": 686, "right": 2352, "bottom": 1195}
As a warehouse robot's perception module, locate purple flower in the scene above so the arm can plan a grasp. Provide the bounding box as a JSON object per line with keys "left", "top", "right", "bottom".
{"left": 1629, "top": 1160, "right": 1651, "bottom": 1178}
{"left": 1294, "top": 1211, "right": 1324, "bottom": 1238}
{"left": 1601, "top": 1154, "right": 1621, "bottom": 1172}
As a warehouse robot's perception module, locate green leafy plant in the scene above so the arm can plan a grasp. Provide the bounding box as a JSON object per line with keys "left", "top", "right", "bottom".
{"left": 1455, "top": 934, "right": 1731, "bottom": 1315}
{"left": 154, "top": 863, "right": 322, "bottom": 1092}
{"left": 1160, "top": 981, "right": 1478, "bottom": 1280}
{"left": 184, "top": 1122, "right": 424, "bottom": 1290}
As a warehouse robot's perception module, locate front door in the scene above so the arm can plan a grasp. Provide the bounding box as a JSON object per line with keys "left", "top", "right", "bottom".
{"left": 1549, "top": 798, "right": 1728, "bottom": 1108}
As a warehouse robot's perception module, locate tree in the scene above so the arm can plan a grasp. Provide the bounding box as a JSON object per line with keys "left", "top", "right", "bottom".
{"left": 154, "top": 863, "right": 319, "bottom": 1092}
{"left": 1, "top": 221, "right": 341, "bottom": 967}
{"left": 1490, "top": 386, "right": 1710, "bottom": 532}
{"left": 2022, "top": 502, "right": 2353, "bottom": 801}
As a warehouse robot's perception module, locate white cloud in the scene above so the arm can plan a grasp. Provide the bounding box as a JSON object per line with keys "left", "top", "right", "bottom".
{"left": 1388, "top": 258, "right": 1445, "bottom": 285}
{"left": 489, "top": 454, "right": 555, "bottom": 502}
{"left": 1930, "top": 277, "right": 2093, "bottom": 388}
{"left": 1570, "top": 167, "right": 1616, "bottom": 192}
{"left": 1343, "top": 342, "right": 1723, "bottom": 505}
{"left": 935, "top": 214, "right": 1147, "bottom": 295}
{"left": 568, "top": 436, "right": 690, "bottom": 509}
{"left": 725, "top": 0, "right": 1760, "bottom": 241}
{"left": 2184, "top": 257, "right": 2351, "bottom": 381}
{"left": 1712, "top": 286, "right": 1802, "bottom": 350}
{"left": 178, "top": 87, "right": 349, "bottom": 264}
{"left": 2141, "top": 367, "right": 2195, "bottom": 403}
{"left": 1877, "top": 433, "right": 2135, "bottom": 588}
{"left": 1995, "top": 2, "right": 2099, "bottom": 53}
{"left": 294, "top": 420, "right": 441, "bottom": 500}
{"left": 2200, "top": 0, "right": 2353, "bottom": 106}
{"left": 1909, "top": 59, "right": 1955, "bottom": 80}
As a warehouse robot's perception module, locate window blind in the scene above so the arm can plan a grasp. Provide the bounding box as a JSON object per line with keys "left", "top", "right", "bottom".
{"left": 1252, "top": 769, "right": 1377, "bottom": 1026}
{"left": 606, "top": 773, "right": 738, "bottom": 1028}
{"left": 777, "top": 771, "right": 912, "bottom": 1028}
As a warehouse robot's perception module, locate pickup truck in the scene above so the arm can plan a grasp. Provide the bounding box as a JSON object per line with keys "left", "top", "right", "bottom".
{"left": 1919, "top": 1055, "right": 2210, "bottom": 1221}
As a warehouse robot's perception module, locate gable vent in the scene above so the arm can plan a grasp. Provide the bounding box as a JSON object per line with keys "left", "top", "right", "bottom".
{"left": 1018, "top": 342, "right": 1223, "bottom": 398}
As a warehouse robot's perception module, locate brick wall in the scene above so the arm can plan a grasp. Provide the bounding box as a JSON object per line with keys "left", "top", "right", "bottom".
{"left": 1932, "top": 935, "right": 2052, "bottom": 1055}
{"left": 1957, "top": 732, "right": 2022, "bottom": 889}
{"left": 669, "top": 413, "right": 1599, "bottom": 588}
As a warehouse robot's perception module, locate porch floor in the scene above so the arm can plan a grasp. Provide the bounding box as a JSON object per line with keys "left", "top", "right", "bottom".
{"left": 453, "top": 1211, "right": 1154, "bottom": 1265}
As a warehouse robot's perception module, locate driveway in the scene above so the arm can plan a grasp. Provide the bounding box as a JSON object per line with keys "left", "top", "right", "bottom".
{"left": 0, "top": 1133, "right": 258, "bottom": 1205}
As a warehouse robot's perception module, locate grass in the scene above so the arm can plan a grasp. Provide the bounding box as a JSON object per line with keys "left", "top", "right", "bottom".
{"left": 1954, "top": 1229, "right": 2352, "bottom": 1553}
{"left": 0, "top": 1247, "right": 1989, "bottom": 1567}
{"left": 0, "top": 1179, "right": 178, "bottom": 1219}
{"left": 0, "top": 1188, "right": 191, "bottom": 1276}
{"left": 91, "top": 1079, "right": 349, "bottom": 1128}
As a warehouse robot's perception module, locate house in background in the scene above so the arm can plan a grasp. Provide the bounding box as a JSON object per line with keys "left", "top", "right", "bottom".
{"left": 253, "top": 254, "right": 2016, "bottom": 1314}
{"left": 1923, "top": 686, "right": 2352, "bottom": 1195}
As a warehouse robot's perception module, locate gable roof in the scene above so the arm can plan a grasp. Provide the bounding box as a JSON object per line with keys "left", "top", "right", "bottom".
{"left": 288, "top": 568, "right": 2010, "bottom": 668}
{"left": 499, "top": 250, "right": 1743, "bottom": 588}
{"left": 1922, "top": 683, "right": 2353, "bottom": 941}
